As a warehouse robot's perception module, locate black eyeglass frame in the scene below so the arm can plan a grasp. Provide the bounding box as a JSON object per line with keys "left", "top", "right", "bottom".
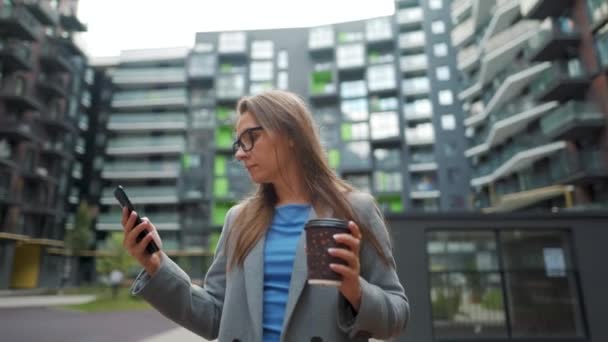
{"left": 232, "top": 126, "right": 264, "bottom": 155}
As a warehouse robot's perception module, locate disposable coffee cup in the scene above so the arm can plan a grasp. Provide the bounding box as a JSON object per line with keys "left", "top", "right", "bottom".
{"left": 305, "top": 218, "right": 350, "bottom": 286}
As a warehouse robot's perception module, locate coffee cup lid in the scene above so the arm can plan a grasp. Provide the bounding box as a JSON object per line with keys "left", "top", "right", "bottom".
{"left": 305, "top": 218, "right": 349, "bottom": 230}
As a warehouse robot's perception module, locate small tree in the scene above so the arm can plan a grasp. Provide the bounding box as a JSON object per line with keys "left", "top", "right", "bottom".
{"left": 96, "top": 232, "right": 137, "bottom": 277}
{"left": 63, "top": 200, "right": 94, "bottom": 286}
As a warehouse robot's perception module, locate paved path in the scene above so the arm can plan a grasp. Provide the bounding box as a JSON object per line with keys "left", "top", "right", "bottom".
{"left": 0, "top": 294, "right": 96, "bottom": 308}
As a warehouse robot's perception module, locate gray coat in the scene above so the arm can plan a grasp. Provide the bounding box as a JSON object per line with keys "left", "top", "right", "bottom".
{"left": 131, "top": 192, "right": 409, "bottom": 342}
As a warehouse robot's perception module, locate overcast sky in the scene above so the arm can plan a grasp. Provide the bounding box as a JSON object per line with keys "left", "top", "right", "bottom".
{"left": 77, "top": 0, "right": 395, "bottom": 58}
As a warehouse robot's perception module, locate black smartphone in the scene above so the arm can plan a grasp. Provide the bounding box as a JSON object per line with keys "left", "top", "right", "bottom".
{"left": 114, "top": 185, "right": 159, "bottom": 254}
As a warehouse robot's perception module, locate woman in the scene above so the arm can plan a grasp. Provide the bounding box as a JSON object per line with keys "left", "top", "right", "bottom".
{"left": 123, "top": 90, "right": 409, "bottom": 342}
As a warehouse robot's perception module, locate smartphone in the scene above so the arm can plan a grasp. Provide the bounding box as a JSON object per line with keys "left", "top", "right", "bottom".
{"left": 114, "top": 185, "right": 159, "bottom": 254}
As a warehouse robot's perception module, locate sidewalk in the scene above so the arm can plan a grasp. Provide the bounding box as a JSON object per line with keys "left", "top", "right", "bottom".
{"left": 0, "top": 294, "right": 96, "bottom": 308}
{"left": 139, "top": 327, "right": 215, "bottom": 342}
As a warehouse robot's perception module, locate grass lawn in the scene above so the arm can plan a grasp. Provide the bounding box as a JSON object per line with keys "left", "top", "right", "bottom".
{"left": 61, "top": 286, "right": 152, "bottom": 313}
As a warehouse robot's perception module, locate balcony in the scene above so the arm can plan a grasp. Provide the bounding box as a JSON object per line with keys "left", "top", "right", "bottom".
{"left": 40, "top": 140, "right": 72, "bottom": 160}
{"left": 100, "top": 186, "right": 179, "bottom": 205}
{"left": 22, "top": 0, "right": 59, "bottom": 25}
{"left": 588, "top": 0, "right": 608, "bottom": 32}
{"left": 111, "top": 88, "right": 188, "bottom": 109}
{"left": 0, "top": 77, "right": 41, "bottom": 111}
{"left": 541, "top": 101, "right": 605, "bottom": 140}
{"left": 37, "top": 73, "right": 68, "bottom": 98}
{"left": 550, "top": 148, "right": 608, "bottom": 184}
{"left": 0, "top": 5, "right": 40, "bottom": 40}
{"left": 451, "top": 0, "right": 473, "bottom": 23}
{"left": 521, "top": 0, "right": 574, "bottom": 19}
{"left": 105, "top": 136, "right": 186, "bottom": 155}
{"left": 398, "top": 31, "right": 425, "bottom": 52}
{"left": 598, "top": 31, "right": 608, "bottom": 73}
{"left": 40, "top": 41, "right": 72, "bottom": 72}
{"left": 37, "top": 107, "right": 75, "bottom": 132}
{"left": 466, "top": 100, "right": 559, "bottom": 157}
{"left": 457, "top": 44, "right": 480, "bottom": 72}
{"left": 460, "top": 20, "right": 540, "bottom": 101}
{"left": 396, "top": 7, "right": 423, "bottom": 29}
{"left": 188, "top": 53, "right": 216, "bottom": 80}
{"left": 527, "top": 18, "right": 580, "bottom": 62}
{"left": 97, "top": 211, "right": 180, "bottom": 231}
{"left": 112, "top": 67, "right": 186, "bottom": 86}
{"left": 465, "top": 62, "right": 551, "bottom": 127}
{"left": 0, "top": 119, "right": 40, "bottom": 143}
{"left": 451, "top": 17, "right": 475, "bottom": 48}
{"left": 0, "top": 40, "right": 32, "bottom": 71}
{"left": 102, "top": 161, "right": 181, "bottom": 179}
{"left": 59, "top": 8, "right": 87, "bottom": 32}
{"left": 107, "top": 112, "right": 187, "bottom": 131}
{"left": 400, "top": 54, "right": 427, "bottom": 74}
{"left": 471, "top": 139, "right": 566, "bottom": 187}
{"left": 531, "top": 59, "right": 590, "bottom": 102}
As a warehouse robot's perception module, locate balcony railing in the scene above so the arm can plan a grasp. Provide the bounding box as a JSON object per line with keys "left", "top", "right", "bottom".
{"left": 588, "top": 0, "right": 608, "bottom": 31}
{"left": 107, "top": 112, "right": 187, "bottom": 131}
{"left": 97, "top": 211, "right": 180, "bottom": 230}
{"left": 597, "top": 31, "right": 608, "bottom": 71}
{"left": 530, "top": 59, "right": 588, "bottom": 101}
{"left": 540, "top": 101, "right": 604, "bottom": 139}
{"left": 452, "top": 0, "right": 473, "bottom": 23}
{"left": 22, "top": 0, "right": 59, "bottom": 25}
{"left": 105, "top": 136, "right": 186, "bottom": 155}
{"left": 0, "top": 77, "right": 40, "bottom": 111}
{"left": 111, "top": 88, "right": 188, "bottom": 108}
{"left": 0, "top": 39, "right": 32, "bottom": 70}
{"left": 452, "top": 17, "right": 475, "bottom": 47}
{"left": 102, "top": 161, "right": 180, "bottom": 179}
{"left": 101, "top": 186, "right": 179, "bottom": 205}
{"left": 526, "top": 18, "right": 580, "bottom": 62}
{"left": 112, "top": 67, "right": 186, "bottom": 85}
{"left": 40, "top": 41, "right": 72, "bottom": 72}
{"left": 0, "top": 4, "right": 40, "bottom": 40}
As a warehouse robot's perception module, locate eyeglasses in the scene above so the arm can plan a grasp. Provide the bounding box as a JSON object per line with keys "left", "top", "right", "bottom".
{"left": 232, "top": 126, "right": 264, "bottom": 155}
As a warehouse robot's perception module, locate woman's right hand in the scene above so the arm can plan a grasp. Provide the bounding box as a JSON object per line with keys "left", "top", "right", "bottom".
{"left": 121, "top": 207, "right": 163, "bottom": 277}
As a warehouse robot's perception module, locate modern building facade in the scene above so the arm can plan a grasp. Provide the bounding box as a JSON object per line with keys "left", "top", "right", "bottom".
{"left": 0, "top": 0, "right": 88, "bottom": 289}
{"left": 453, "top": 0, "right": 608, "bottom": 212}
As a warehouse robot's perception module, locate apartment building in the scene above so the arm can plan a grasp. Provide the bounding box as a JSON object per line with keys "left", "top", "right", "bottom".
{"left": 0, "top": 0, "right": 87, "bottom": 289}
{"left": 453, "top": 0, "right": 608, "bottom": 212}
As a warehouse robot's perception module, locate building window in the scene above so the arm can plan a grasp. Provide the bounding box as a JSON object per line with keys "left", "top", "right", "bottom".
{"left": 429, "top": 0, "right": 443, "bottom": 10}
{"left": 427, "top": 230, "right": 585, "bottom": 339}
{"left": 432, "top": 20, "right": 446, "bottom": 34}
{"left": 441, "top": 114, "right": 456, "bottom": 130}
{"left": 436, "top": 65, "right": 450, "bottom": 81}
{"left": 439, "top": 90, "right": 454, "bottom": 105}
{"left": 433, "top": 43, "right": 448, "bottom": 57}
{"left": 278, "top": 50, "right": 288, "bottom": 69}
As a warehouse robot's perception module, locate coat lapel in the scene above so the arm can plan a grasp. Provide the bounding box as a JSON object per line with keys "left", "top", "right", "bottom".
{"left": 244, "top": 236, "right": 265, "bottom": 342}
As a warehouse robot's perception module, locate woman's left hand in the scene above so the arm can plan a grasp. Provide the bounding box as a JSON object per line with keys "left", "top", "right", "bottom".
{"left": 329, "top": 220, "right": 363, "bottom": 313}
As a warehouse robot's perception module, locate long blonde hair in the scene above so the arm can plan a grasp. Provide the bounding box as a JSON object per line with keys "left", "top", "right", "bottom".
{"left": 226, "top": 90, "right": 390, "bottom": 270}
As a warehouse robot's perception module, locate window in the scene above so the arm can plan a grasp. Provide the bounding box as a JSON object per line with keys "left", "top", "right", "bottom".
{"left": 436, "top": 66, "right": 450, "bottom": 81}
{"left": 251, "top": 40, "right": 273, "bottom": 59}
{"left": 341, "top": 98, "right": 369, "bottom": 121}
{"left": 370, "top": 111, "right": 399, "bottom": 140}
{"left": 429, "top": 0, "right": 442, "bottom": 10}
{"left": 441, "top": 114, "right": 456, "bottom": 130}
{"left": 336, "top": 44, "right": 365, "bottom": 69}
{"left": 373, "top": 148, "right": 401, "bottom": 169}
{"left": 367, "top": 64, "right": 396, "bottom": 91}
{"left": 344, "top": 174, "right": 371, "bottom": 193}
{"left": 250, "top": 61, "right": 273, "bottom": 81}
{"left": 278, "top": 71, "right": 288, "bottom": 90}
{"left": 433, "top": 43, "right": 448, "bottom": 57}
{"left": 427, "top": 230, "right": 585, "bottom": 339}
{"left": 432, "top": 20, "right": 446, "bottom": 34}
{"left": 439, "top": 90, "right": 454, "bottom": 105}
{"left": 278, "top": 50, "right": 288, "bottom": 69}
